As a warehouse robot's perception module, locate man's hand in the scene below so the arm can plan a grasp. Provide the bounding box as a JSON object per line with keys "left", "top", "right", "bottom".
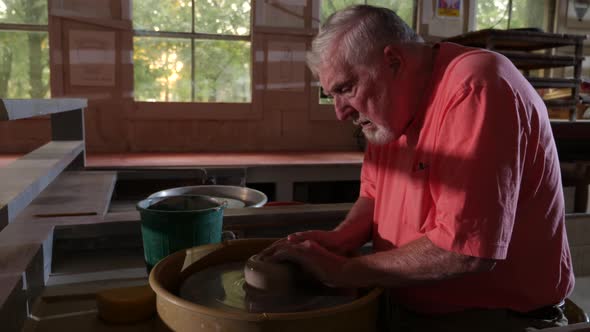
{"left": 266, "top": 239, "right": 355, "bottom": 288}
{"left": 287, "top": 230, "right": 353, "bottom": 255}
{"left": 258, "top": 229, "right": 351, "bottom": 261}
{"left": 258, "top": 196, "right": 374, "bottom": 263}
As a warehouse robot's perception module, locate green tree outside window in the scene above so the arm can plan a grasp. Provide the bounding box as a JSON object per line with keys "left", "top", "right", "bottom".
{"left": 0, "top": 0, "right": 49, "bottom": 98}
{"left": 320, "top": 0, "right": 414, "bottom": 24}
{"left": 133, "top": 0, "right": 251, "bottom": 103}
{"left": 476, "top": 0, "right": 548, "bottom": 31}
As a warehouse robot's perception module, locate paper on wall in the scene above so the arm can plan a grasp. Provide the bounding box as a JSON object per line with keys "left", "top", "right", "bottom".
{"left": 428, "top": 18, "right": 463, "bottom": 37}
{"left": 266, "top": 41, "right": 306, "bottom": 91}
{"left": 69, "top": 30, "right": 116, "bottom": 87}
{"left": 255, "top": 0, "right": 306, "bottom": 28}
{"left": 436, "top": 0, "right": 462, "bottom": 19}
{"left": 422, "top": 0, "right": 434, "bottom": 24}
{"left": 566, "top": 0, "right": 590, "bottom": 30}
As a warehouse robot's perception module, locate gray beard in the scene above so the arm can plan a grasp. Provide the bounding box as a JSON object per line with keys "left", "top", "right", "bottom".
{"left": 363, "top": 125, "right": 393, "bottom": 145}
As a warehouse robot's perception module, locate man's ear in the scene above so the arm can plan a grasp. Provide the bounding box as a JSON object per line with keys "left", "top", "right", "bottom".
{"left": 383, "top": 45, "right": 402, "bottom": 72}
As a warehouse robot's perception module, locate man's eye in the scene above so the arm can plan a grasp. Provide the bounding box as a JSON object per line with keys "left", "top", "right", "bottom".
{"left": 338, "top": 86, "right": 351, "bottom": 94}
{"left": 320, "top": 87, "right": 333, "bottom": 99}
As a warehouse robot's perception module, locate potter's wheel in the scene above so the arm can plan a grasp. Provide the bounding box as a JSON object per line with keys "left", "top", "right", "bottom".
{"left": 179, "top": 261, "right": 357, "bottom": 313}
{"left": 149, "top": 239, "right": 382, "bottom": 332}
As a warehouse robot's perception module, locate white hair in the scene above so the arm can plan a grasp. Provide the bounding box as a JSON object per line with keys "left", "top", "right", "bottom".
{"left": 307, "top": 5, "right": 423, "bottom": 76}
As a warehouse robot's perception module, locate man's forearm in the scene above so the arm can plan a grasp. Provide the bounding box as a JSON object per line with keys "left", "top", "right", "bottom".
{"left": 333, "top": 196, "right": 375, "bottom": 253}
{"left": 342, "top": 236, "right": 496, "bottom": 288}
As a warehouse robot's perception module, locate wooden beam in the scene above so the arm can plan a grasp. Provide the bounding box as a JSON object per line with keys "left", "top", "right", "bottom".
{"left": 0, "top": 99, "right": 87, "bottom": 121}
{"left": 0, "top": 275, "right": 25, "bottom": 332}
{"left": 0, "top": 141, "right": 84, "bottom": 230}
{"left": 51, "top": 108, "right": 86, "bottom": 167}
{"left": 14, "top": 171, "right": 117, "bottom": 221}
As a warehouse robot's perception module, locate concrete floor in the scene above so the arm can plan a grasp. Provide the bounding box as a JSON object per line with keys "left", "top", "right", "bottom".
{"left": 570, "top": 276, "right": 590, "bottom": 315}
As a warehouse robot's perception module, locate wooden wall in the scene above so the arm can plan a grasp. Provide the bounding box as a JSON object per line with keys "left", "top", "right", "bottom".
{"left": 1, "top": 0, "right": 587, "bottom": 154}
{"left": 0, "top": 0, "right": 358, "bottom": 153}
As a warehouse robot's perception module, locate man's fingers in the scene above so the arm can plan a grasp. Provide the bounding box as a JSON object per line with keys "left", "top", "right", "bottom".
{"left": 287, "top": 232, "right": 309, "bottom": 243}
{"left": 267, "top": 241, "right": 313, "bottom": 263}
{"left": 268, "top": 247, "right": 300, "bottom": 264}
{"left": 259, "top": 238, "right": 305, "bottom": 261}
{"left": 258, "top": 238, "right": 288, "bottom": 260}
{"left": 288, "top": 231, "right": 331, "bottom": 244}
{"left": 270, "top": 241, "right": 335, "bottom": 285}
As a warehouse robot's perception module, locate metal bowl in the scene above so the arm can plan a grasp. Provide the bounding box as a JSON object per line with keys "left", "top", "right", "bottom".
{"left": 147, "top": 185, "right": 267, "bottom": 208}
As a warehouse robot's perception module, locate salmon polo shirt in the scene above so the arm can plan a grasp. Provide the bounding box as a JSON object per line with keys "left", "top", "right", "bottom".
{"left": 360, "top": 42, "right": 574, "bottom": 313}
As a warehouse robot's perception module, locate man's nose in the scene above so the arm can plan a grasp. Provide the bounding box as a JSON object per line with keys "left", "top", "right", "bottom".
{"left": 334, "top": 96, "right": 353, "bottom": 121}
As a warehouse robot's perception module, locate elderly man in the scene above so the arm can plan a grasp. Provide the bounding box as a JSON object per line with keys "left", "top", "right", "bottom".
{"left": 263, "top": 5, "right": 574, "bottom": 331}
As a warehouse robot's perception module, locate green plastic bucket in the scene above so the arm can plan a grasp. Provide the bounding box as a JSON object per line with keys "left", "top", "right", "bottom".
{"left": 137, "top": 195, "right": 225, "bottom": 272}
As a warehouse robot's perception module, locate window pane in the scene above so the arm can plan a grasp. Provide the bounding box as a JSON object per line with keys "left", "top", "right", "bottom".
{"left": 133, "top": 0, "right": 191, "bottom": 32}
{"left": 368, "top": 0, "right": 414, "bottom": 24}
{"left": 194, "top": 40, "right": 251, "bottom": 103}
{"left": 476, "top": 0, "right": 547, "bottom": 30}
{"left": 133, "top": 37, "right": 191, "bottom": 102}
{"left": 509, "top": 0, "right": 547, "bottom": 30}
{"left": 0, "top": 31, "right": 49, "bottom": 98}
{"left": 320, "top": 87, "right": 333, "bottom": 104}
{"left": 321, "top": 0, "right": 356, "bottom": 22}
{"left": 0, "top": 0, "right": 47, "bottom": 25}
{"left": 194, "top": 0, "right": 251, "bottom": 35}
{"left": 476, "top": 0, "right": 510, "bottom": 30}
{"left": 320, "top": 0, "right": 414, "bottom": 26}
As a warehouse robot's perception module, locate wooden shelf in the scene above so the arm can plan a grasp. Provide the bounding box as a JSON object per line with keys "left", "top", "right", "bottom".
{"left": 545, "top": 99, "right": 577, "bottom": 109}
{"left": 0, "top": 98, "right": 87, "bottom": 121}
{"left": 500, "top": 51, "right": 580, "bottom": 70}
{"left": 528, "top": 78, "right": 580, "bottom": 89}
{"left": 0, "top": 141, "right": 84, "bottom": 229}
{"left": 445, "top": 29, "right": 585, "bottom": 51}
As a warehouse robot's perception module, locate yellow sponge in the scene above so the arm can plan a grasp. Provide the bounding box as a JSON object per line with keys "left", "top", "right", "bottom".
{"left": 96, "top": 284, "right": 156, "bottom": 324}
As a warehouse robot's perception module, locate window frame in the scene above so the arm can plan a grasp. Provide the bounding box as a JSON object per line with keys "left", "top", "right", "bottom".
{"left": 131, "top": 0, "right": 261, "bottom": 120}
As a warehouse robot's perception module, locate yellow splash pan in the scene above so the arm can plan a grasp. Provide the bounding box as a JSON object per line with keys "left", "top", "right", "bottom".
{"left": 149, "top": 238, "right": 383, "bottom": 332}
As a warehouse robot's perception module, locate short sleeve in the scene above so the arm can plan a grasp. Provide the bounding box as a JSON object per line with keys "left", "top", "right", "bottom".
{"left": 425, "top": 81, "right": 524, "bottom": 260}
{"left": 360, "top": 144, "right": 376, "bottom": 199}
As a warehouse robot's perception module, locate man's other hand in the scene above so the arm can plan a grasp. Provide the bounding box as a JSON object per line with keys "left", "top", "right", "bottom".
{"left": 266, "top": 239, "right": 354, "bottom": 288}
{"left": 287, "top": 230, "right": 352, "bottom": 255}
{"left": 258, "top": 230, "right": 349, "bottom": 261}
